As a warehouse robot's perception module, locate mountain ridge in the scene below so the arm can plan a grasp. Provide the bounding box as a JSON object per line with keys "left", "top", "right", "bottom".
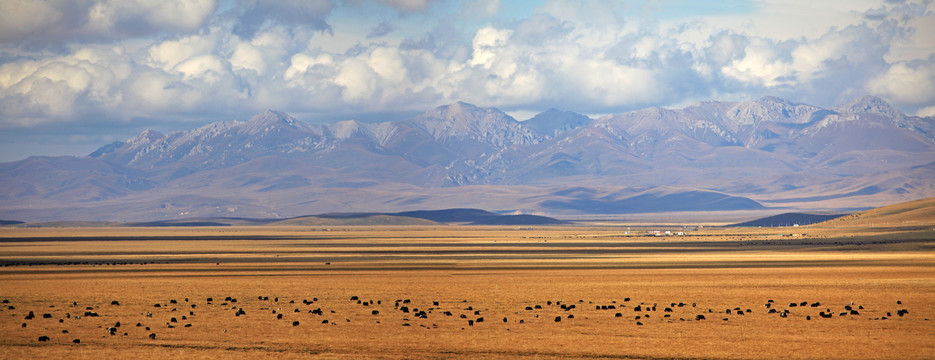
{"left": 2, "top": 96, "right": 933, "bottom": 222}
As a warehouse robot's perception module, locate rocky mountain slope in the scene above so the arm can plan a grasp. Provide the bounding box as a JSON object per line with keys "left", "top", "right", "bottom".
{"left": 1, "top": 96, "right": 933, "bottom": 221}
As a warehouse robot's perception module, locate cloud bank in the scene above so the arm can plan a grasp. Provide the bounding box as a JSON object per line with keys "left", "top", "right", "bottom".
{"left": 0, "top": 0, "right": 933, "bottom": 160}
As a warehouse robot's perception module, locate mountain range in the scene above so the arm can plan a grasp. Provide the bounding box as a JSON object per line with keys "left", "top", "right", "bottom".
{"left": 2, "top": 96, "right": 933, "bottom": 222}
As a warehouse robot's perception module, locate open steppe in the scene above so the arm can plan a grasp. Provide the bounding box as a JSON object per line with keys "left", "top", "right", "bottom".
{"left": 1, "top": 215, "right": 934, "bottom": 359}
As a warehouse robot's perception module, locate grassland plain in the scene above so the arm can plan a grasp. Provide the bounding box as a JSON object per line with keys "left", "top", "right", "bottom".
{"left": 0, "top": 224, "right": 933, "bottom": 359}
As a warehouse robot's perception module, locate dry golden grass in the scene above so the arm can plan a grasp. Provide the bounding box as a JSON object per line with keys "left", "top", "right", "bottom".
{"left": 1, "top": 224, "right": 933, "bottom": 359}
{"left": 819, "top": 197, "right": 935, "bottom": 229}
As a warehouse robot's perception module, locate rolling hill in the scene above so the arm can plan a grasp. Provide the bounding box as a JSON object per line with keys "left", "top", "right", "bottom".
{"left": 817, "top": 197, "right": 935, "bottom": 228}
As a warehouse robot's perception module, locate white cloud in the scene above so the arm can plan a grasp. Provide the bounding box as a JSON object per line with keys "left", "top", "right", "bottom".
{"left": 0, "top": 0, "right": 61, "bottom": 42}
{"left": 367, "top": 46, "right": 408, "bottom": 83}
{"left": 174, "top": 54, "right": 227, "bottom": 83}
{"left": 379, "top": 0, "right": 434, "bottom": 12}
{"left": 469, "top": 26, "right": 513, "bottom": 68}
{"left": 2, "top": 0, "right": 935, "bottom": 142}
{"left": 1, "top": 0, "right": 217, "bottom": 45}
{"left": 721, "top": 39, "right": 793, "bottom": 88}
{"left": 699, "top": 0, "right": 879, "bottom": 40}
{"left": 0, "top": 45, "right": 133, "bottom": 125}
{"left": 125, "top": 70, "right": 198, "bottom": 112}
{"left": 917, "top": 105, "right": 935, "bottom": 117}
{"left": 285, "top": 53, "right": 335, "bottom": 81}
{"left": 147, "top": 34, "right": 217, "bottom": 71}
{"left": 85, "top": 0, "right": 217, "bottom": 33}
{"left": 867, "top": 62, "right": 935, "bottom": 105}
{"left": 335, "top": 59, "right": 379, "bottom": 102}
{"left": 230, "top": 42, "right": 266, "bottom": 74}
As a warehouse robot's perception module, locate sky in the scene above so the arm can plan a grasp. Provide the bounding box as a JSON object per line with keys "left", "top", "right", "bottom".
{"left": 1, "top": 0, "right": 934, "bottom": 161}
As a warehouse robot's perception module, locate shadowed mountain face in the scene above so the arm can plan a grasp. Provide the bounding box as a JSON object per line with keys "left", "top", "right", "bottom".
{"left": 1, "top": 96, "right": 934, "bottom": 222}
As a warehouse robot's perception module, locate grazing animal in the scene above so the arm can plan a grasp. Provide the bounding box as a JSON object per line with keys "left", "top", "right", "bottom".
{"left": 695, "top": 315, "right": 706, "bottom": 321}
{"left": 554, "top": 316, "right": 562, "bottom": 322}
{"left": 468, "top": 320, "right": 474, "bottom": 326}
{"left": 615, "top": 313, "right": 622, "bottom": 318}
{"left": 111, "top": 301, "right": 120, "bottom": 305}
{"left": 38, "top": 336, "right": 50, "bottom": 342}
{"left": 72, "top": 339, "right": 80, "bottom": 344}
{"left": 149, "top": 333, "right": 156, "bottom": 340}
{"left": 372, "top": 310, "right": 379, "bottom": 315}
{"left": 292, "top": 321, "right": 300, "bottom": 326}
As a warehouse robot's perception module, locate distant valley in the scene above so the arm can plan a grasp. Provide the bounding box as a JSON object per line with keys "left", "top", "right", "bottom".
{"left": 1, "top": 96, "right": 933, "bottom": 222}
